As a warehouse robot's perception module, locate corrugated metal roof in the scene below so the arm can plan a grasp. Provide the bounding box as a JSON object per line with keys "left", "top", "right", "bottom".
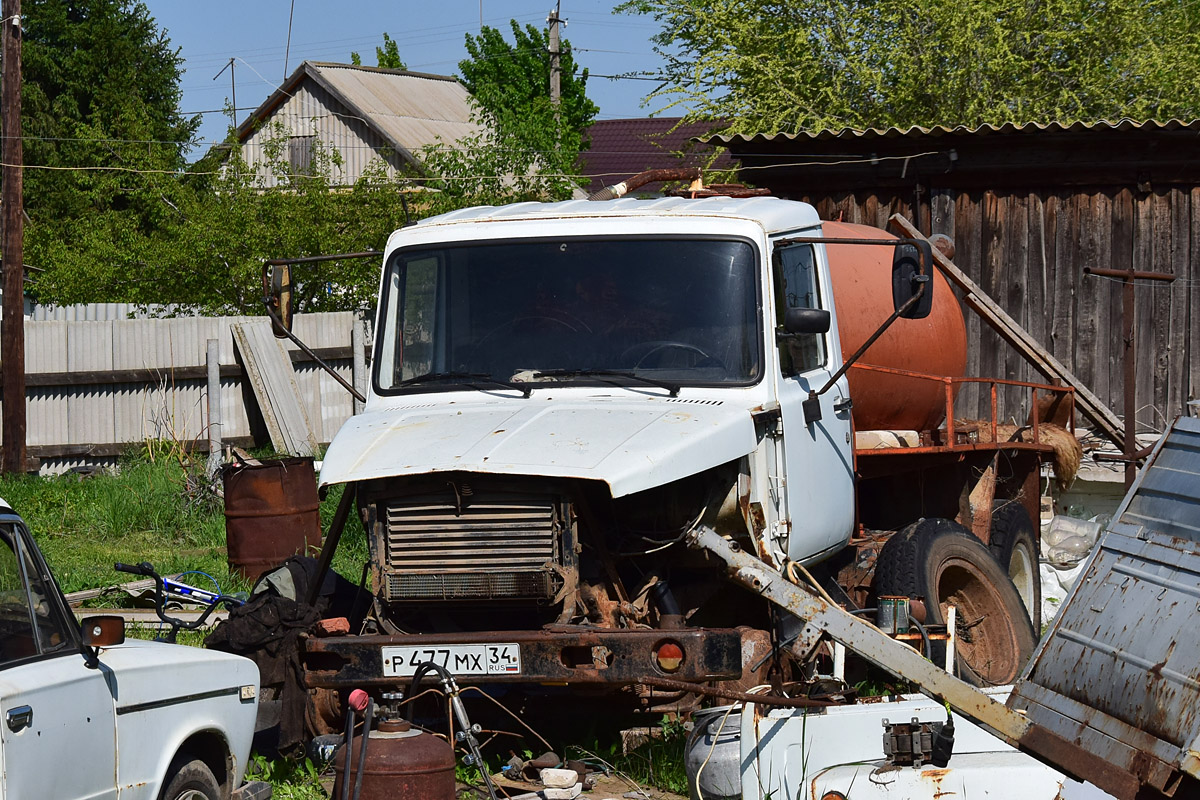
{"left": 237, "top": 61, "right": 480, "bottom": 166}
{"left": 707, "top": 118, "right": 1200, "bottom": 145}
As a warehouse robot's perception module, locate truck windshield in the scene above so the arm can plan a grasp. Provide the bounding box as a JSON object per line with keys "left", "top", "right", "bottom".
{"left": 375, "top": 237, "right": 761, "bottom": 392}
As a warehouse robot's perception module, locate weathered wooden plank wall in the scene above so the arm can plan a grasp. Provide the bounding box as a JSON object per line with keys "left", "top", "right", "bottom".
{"left": 794, "top": 187, "right": 1195, "bottom": 435}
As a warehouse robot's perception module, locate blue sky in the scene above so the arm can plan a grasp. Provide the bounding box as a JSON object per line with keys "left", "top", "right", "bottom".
{"left": 145, "top": 1, "right": 669, "bottom": 153}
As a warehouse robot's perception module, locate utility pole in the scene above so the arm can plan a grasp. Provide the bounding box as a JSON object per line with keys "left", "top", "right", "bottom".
{"left": 213, "top": 58, "right": 236, "bottom": 132}
{"left": 547, "top": 2, "right": 562, "bottom": 142}
{"left": 1, "top": 0, "right": 25, "bottom": 474}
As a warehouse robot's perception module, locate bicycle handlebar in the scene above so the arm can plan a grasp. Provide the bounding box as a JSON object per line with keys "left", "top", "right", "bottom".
{"left": 111, "top": 561, "right": 237, "bottom": 642}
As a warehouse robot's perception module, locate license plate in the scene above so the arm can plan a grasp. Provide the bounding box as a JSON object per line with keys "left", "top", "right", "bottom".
{"left": 381, "top": 644, "right": 522, "bottom": 677}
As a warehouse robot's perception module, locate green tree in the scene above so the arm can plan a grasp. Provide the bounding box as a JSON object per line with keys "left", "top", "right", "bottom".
{"left": 619, "top": 0, "right": 1200, "bottom": 133}
{"left": 20, "top": 0, "right": 202, "bottom": 306}
{"left": 21, "top": 0, "right": 198, "bottom": 217}
{"left": 350, "top": 32, "right": 407, "bottom": 70}
{"left": 33, "top": 128, "right": 417, "bottom": 315}
{"left": 452, "top": 20, "right": 598, "bottom": 190}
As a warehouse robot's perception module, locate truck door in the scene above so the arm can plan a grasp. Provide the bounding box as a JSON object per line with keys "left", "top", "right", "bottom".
{"left": 772, "top": 241, "right": 855, "bottom": 562}
{"left": 0, "top": 520, "right": 117, "bottom": 800}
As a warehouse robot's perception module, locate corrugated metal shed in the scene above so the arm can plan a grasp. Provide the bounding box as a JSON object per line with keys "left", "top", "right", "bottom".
{"left": 234, "top": 61, "right": 479, "bottom": 187}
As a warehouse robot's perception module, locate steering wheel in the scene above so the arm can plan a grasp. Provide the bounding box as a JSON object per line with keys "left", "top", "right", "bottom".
{"left": 620, "top": 340, "right": 725, "bottom": 370}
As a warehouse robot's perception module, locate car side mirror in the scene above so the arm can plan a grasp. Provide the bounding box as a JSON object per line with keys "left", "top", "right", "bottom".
{"left": 891, "top": 241, "right": 934, "bottom": 319}
{"left": 263, "top": 262, "right": 294, "bottom": 338}
{"left": 81, "top": 615, "right": 126, "bottom": 648}
{"left": 783, "top": 307, "right": 831, "bottom": 335}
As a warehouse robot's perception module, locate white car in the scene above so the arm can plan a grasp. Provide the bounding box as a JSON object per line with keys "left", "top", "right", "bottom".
{"left": 0, "top": 500, "right": 269, "bottom": 800}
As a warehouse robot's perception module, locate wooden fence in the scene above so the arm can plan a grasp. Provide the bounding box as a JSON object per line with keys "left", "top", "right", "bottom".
{"left": 0, "top": 312, "right": 366, "bottom": 474}
{"left": 795, "top": 187, "right": 1197, "bottom": 437}
{"left": 722, "top": 122, "right": 1200, "bottom": 439}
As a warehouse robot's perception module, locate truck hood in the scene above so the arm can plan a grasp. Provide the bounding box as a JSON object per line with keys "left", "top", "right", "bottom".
{"left": 319, "top": 395, "right": 757, "bottom": 498}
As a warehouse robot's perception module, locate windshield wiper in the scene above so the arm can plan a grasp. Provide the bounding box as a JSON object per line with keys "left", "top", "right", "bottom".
{"left": 398, "top": 371, "right": 532, "bottom": 398}
{"left": 531, "top": 369, "right": 680, "bottom": 397}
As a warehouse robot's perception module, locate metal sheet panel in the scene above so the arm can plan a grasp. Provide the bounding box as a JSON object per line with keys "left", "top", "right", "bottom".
{"left": 1010, "top": 416, "right": 1200, "bottom": 792}
{"left": 16, "top": 312, "right": 356, "bottom": 472}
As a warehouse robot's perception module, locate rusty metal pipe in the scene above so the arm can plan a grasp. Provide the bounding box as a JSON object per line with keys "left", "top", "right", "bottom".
{"left": 351, "top": 697, "right": 372, "bottom": 800}
{"left": 587, "top": 167, "right": 701, "bottom": 201}
{"left": 637, "top": 676, "right": 834, "bottom": 708}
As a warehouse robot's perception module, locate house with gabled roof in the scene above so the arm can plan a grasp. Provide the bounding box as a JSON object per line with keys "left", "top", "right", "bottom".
{"left": 231, "top": 61, "right": 480, "bottom": 188}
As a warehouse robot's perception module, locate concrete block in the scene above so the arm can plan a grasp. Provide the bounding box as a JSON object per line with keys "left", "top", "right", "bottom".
{"left": 540, "top": 768, "right": 579, "bottom": 788}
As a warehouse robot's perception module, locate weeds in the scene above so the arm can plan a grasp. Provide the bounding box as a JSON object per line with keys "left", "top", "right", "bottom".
{"left": 574, "top": 716, "right": 689, "bottom": 796}
{"left": 245, "top": 754, "right": 327, "bottom": 800}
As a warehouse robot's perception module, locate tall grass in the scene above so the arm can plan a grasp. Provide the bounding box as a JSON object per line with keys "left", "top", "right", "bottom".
{"left": 0, "top": 445, "right": 368, "bottom": 596}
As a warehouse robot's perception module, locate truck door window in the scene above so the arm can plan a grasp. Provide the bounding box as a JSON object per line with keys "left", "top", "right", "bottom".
{"left": 0, "top": 526, "right": 71, "bottom": 666}
{"left": 774, "top": 243, "right": 827, "bottom": 375}
{"left": 379, "top": 254, "right": 441, "bottom": 386}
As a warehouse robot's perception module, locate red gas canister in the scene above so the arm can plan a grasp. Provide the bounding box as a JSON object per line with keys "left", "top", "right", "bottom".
{"left": 332, "top": 718, "right": 457, "bottom": 800}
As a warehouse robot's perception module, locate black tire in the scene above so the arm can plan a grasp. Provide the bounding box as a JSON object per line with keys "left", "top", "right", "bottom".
{"left": 988, "top": 501, "right": 1042, "bottom": 633}
{"left": 874, "top": 517, "right": 1037, "bottom": 686}
{"left": 159, "top": 756, "right": 221, "bottom": 800}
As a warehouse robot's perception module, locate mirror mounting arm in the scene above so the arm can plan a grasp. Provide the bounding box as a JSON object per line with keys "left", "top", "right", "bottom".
{"left": 262, "top": 303, "right": 367, "bottom": 403}
{"left": 803, "top": 279, "right": 928, "bottom": 425}
{"left": 80, "top": 642, "right": 100, "bottom": 669}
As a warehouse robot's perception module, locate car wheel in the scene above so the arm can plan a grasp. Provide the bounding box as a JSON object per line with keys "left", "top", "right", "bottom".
{"left": 160, "top": 756, "right": 220, "bottom": 800}
{"left": 874, "top": 517, "right": 1037, "bottom": 686}
{"left": 988, "top": 501, "right": 1042, "bottom": 632}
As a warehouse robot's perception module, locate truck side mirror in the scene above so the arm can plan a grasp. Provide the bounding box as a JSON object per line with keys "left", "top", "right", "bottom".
{"left": 80, "top": 615, "right": 126, "bottom": 647}
{"left": 783, "top": 307, "right": 831, "bottom": 335}
{"left": 264, "top": 262, "right": 294, "bottom": 338}
{"left": 892, "top": 241, "right": 934, "bottom": 320}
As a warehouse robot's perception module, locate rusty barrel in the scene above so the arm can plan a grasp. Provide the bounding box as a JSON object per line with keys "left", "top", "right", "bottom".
{"left": 223, "top": 457, "right": 322, "bottom": 582}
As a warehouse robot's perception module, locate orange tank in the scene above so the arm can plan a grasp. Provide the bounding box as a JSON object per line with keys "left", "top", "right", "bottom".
{"left": 822, "top": 221, "right": 967, "bottom": 432}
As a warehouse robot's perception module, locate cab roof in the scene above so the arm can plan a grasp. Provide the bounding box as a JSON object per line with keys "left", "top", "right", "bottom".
{"left": 411, "top": 196, "right": 822, "bottom": 237}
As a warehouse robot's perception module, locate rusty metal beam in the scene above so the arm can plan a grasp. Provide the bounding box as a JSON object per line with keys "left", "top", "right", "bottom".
{"left": 888, "top": 214, "right": 1125, "bottom": 449}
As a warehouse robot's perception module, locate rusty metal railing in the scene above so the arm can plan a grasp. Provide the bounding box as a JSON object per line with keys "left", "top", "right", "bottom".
{"left": 850, "top": 363, "right": 1075, "bottom": 450}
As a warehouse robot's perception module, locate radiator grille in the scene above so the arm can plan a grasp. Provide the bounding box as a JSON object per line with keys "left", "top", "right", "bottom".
{"left": 386, "top": 572, "right": 555, "bottom": 601}
{"left": 383, "top": 492, "right": 560, "bottom": 601}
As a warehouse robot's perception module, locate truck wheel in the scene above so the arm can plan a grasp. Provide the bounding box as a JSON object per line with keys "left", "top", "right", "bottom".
{"left": 159, "top": 756, "right": 220, "bottom": 800}
{"left": 874, "top": 517, "right": 1036, "bottom": 686}
{"left": 988, "top": 501, "right": 1041, "bottom": 633}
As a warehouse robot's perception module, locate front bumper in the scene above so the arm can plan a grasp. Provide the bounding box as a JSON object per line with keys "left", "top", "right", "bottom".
{"left": 302, "top": 625, "right": 744, "bottom": 688}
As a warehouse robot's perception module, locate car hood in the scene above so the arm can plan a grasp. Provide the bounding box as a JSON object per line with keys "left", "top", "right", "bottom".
{"left": 319, "top": 394, "right": 757, "bottom": 498}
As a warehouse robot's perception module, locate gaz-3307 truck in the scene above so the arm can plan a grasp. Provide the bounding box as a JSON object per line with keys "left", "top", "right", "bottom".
{"left": 278, "top": 190, "right": 1079, "bottom": 722}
